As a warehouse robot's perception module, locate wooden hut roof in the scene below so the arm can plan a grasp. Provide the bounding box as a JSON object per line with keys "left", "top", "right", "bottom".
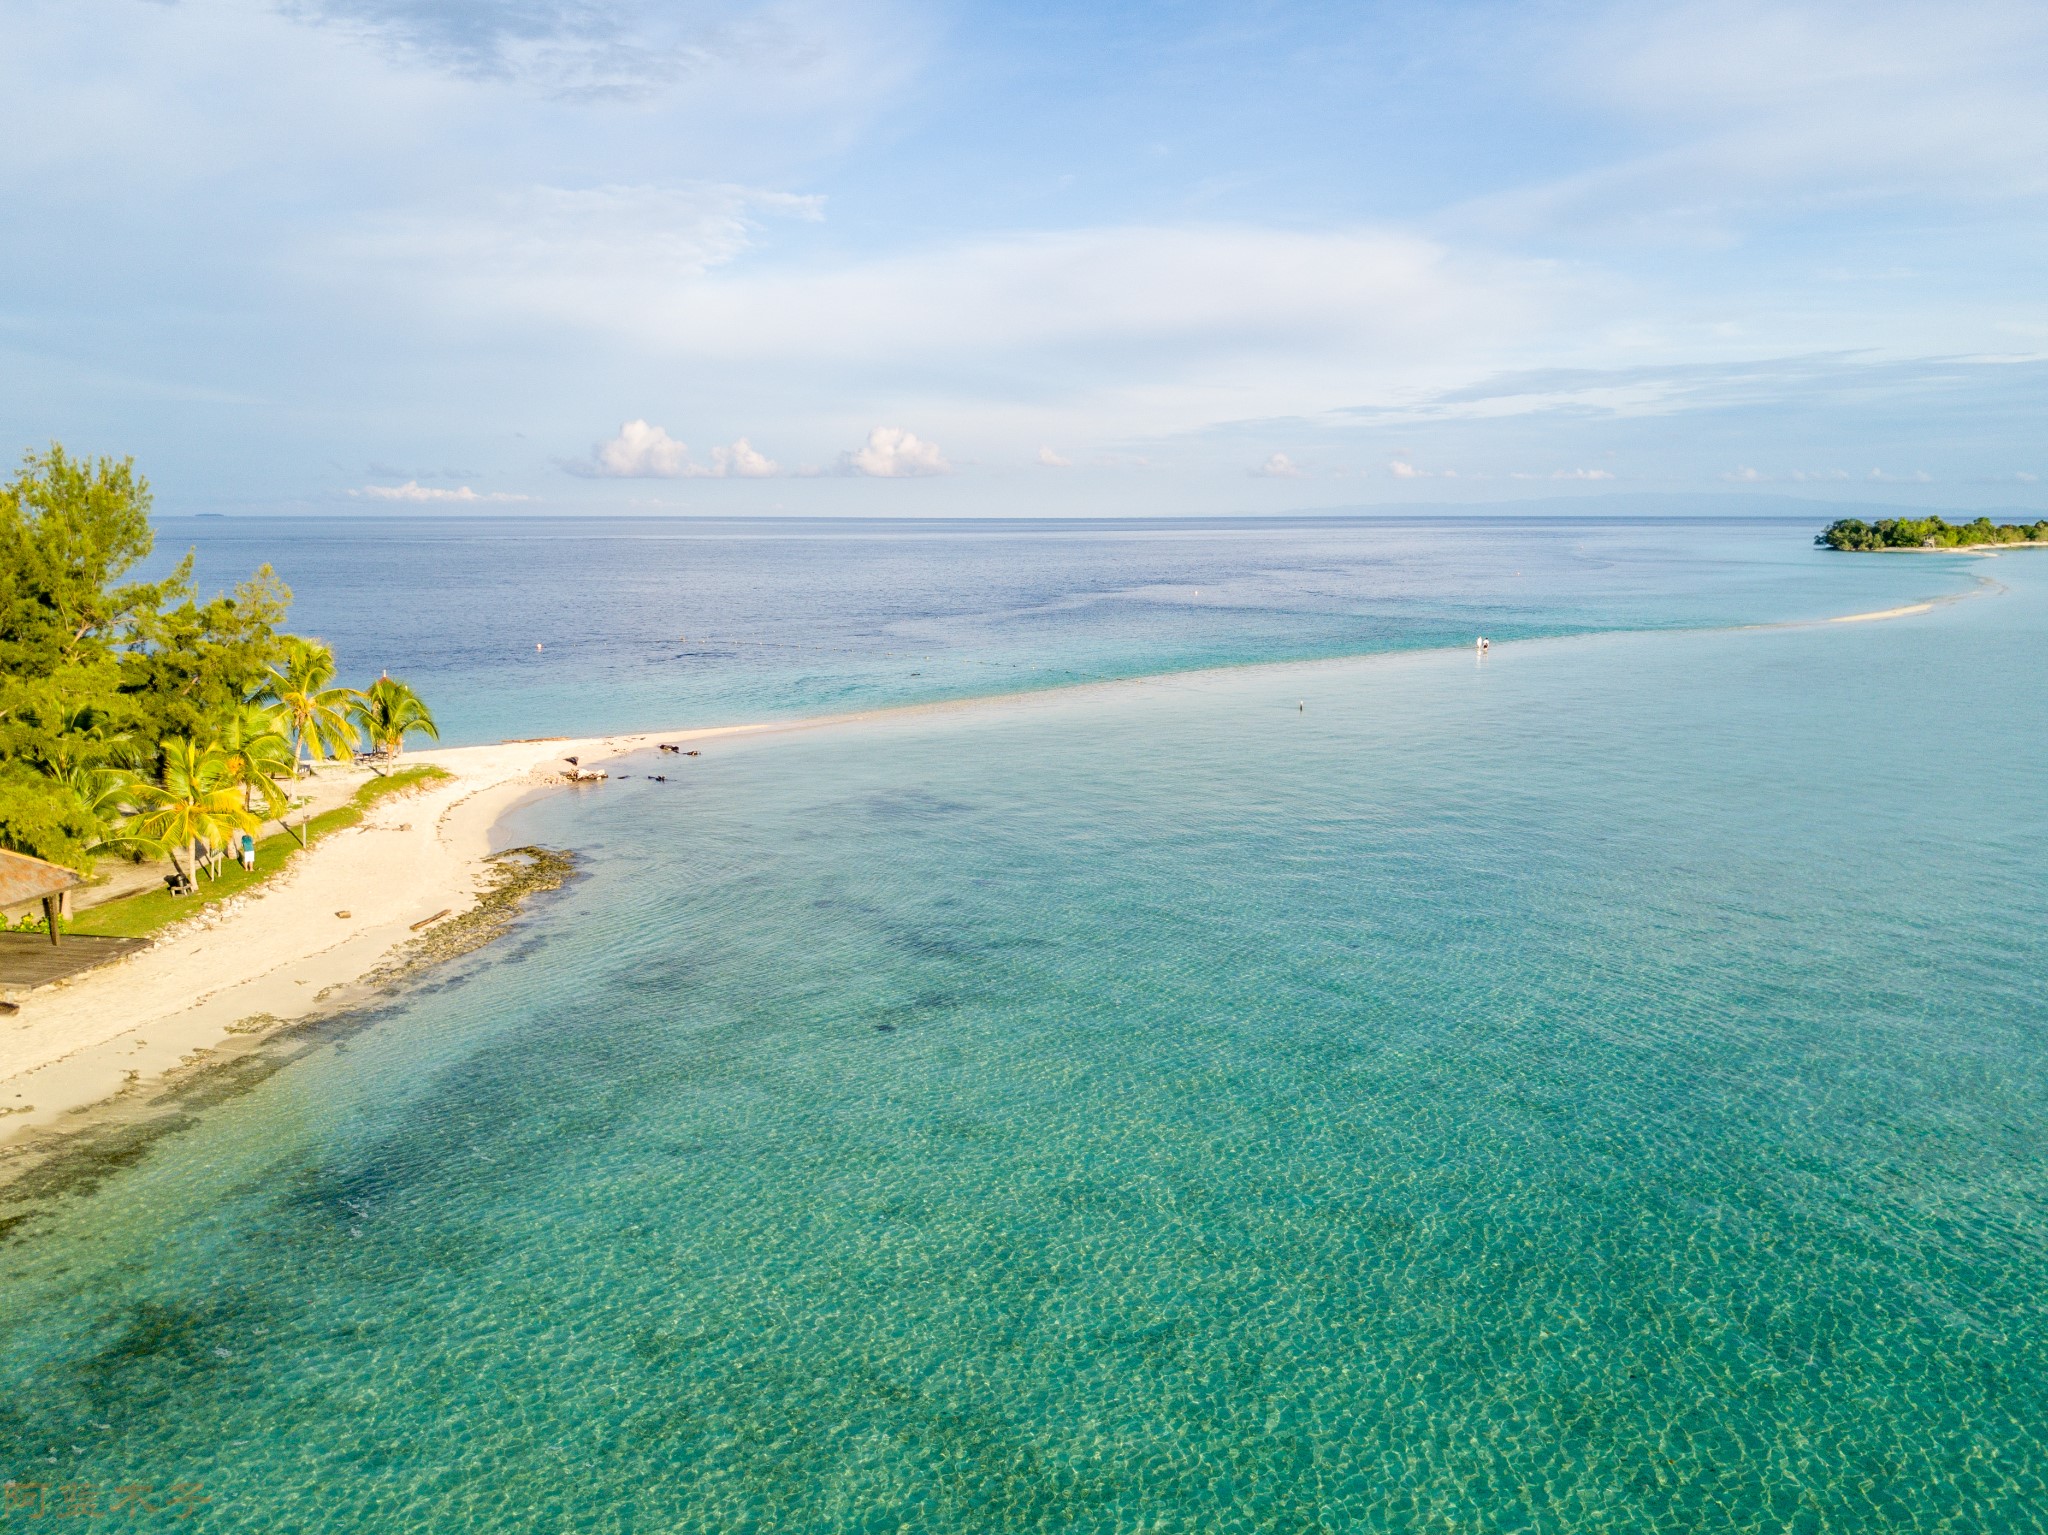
{"left": 0, "top": 849, "right": 82, "bottom": 907}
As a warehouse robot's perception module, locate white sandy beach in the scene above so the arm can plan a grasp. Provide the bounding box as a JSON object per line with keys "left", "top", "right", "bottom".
{"left": 0, "top": 725, "right": 762, "bottom": 1150}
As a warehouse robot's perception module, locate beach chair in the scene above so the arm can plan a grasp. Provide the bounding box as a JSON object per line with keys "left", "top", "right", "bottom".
{"left": 165, "top": 870, "right": 196, "bottom": 897}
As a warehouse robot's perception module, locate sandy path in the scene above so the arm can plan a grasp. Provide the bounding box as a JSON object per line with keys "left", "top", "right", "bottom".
{"left": 0, "top": 726, "right": 756, "bottom": 1144}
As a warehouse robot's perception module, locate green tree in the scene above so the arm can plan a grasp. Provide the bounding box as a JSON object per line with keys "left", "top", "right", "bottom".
{"left": 126, "top": 737, "right": 259, "bottom": 885}
{"left": 0, "top": 441, "right": 340, "bottom": 874}
{"left": 347, "top": 676, "right": 439, "bottom": 763}
{"left": 120, "top": 565, "right": 293, "bottom": 752}
{"left": 0, "top": 446, "right": 176, "bottom": 865}
{"left": 261, "top": 637, "right": 358, "bottom": 769}
{"left": 1819, "top": 514, "right": 2048, "bottom": 550}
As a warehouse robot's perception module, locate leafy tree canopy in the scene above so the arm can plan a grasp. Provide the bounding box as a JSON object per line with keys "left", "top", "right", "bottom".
{"left": 119, "top": 564, "right": 293, "bottom": 749}
{"left": 0, "top": 443, "right": 401, "bottom": 872}
{"left": 1817, "top": 515, "right": 2048, "bottom": 551}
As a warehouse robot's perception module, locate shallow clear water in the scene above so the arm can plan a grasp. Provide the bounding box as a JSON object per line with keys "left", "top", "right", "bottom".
{"left": 5, "top": 522, "right": 2045, "bottom": 1532}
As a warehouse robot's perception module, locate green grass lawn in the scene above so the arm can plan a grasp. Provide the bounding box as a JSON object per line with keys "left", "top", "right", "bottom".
{"left": 62, "top": 765, "right": 452, "bottom": 940}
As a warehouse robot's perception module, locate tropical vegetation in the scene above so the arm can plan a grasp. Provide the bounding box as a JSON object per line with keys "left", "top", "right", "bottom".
{"left": 262, "top": 635, "right": 360, "bottom": 767}
{"left": 349, "top": 675, "right": 440, "bottom": 763}
{"left": 67, "top": 765, "right": 450, "bottom": 940}
{"left": 1817, "top": 515, "right": 2048, "bottom": 551}
{"left": 0, "top": 443, "right": 441, "bottom": 887}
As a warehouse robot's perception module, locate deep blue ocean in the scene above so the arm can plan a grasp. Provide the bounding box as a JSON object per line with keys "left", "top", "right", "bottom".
{"left": 3, "top": 515, "right": 2044, "bottom": 1533}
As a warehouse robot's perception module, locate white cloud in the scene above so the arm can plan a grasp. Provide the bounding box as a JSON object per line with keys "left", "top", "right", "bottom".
{"left": 575, "top": 420, "right": 780, "bottom": 478}
{"left": 344, "top": 218, "right": 1566, "bottom": 431}
{"left": 586, "top": 419, "right": 692, "bottom": 477}
{"left": 1388, "top": 459, "right": 1431, "bottom": 478}
{"left": 1254, "top": 452, "right": 1305, "bottom": 479}
{"left": 1722, "top": 466, "right": 1768, "bottom": 482}
{"left": 707, "top": 438, "right": 779, "bottom": 477}
{"left": 841, "top": 426, "right": 949, "bottom": 477}
{"left": 1867, "top": 467, "right": 1933, "bottom": 482}
{"left": 1552, "top": 468, "right": 1617, "bottom": 480}
{"left": 1036, "top": 446, "right": 1072, "bottom": 467}
{"left": 350, "top": 480, "right": 531, "bottom": 502}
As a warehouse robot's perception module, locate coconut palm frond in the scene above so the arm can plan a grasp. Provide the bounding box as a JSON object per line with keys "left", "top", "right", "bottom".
{"left": 214, "top": 702, "right": 296, "bottom": 819}
{"left": 261, "top": 637, "right": 359, "bottom": 768}
{"left": 346, "top": 676, "right": 439, "bottom": 761}
{"left": 126, "top": 738, "right": 260, "bottom": 879}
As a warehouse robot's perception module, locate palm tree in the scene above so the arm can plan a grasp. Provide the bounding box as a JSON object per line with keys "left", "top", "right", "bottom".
{"left": 126, "top": 738, "right": 259, "bottom": 886}
{"left": 58, "top": 763, "right": 144, "bottom": 858}
{"left": 347, "top": 676, "right": 439, "bottom": 765}
{"left": 260, "top": 637, "right": 357, "bottom": 772}
{"left": 214, "top": 703, "right": 296, "bottom": 820}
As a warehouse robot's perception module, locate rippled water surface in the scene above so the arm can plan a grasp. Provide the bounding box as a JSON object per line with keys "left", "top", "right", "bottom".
{"left": 3, "top": 521, "right": 2044, "bottom": 1532}
{"left": 159, "top": 513, "right": 1956, "bottom": 741}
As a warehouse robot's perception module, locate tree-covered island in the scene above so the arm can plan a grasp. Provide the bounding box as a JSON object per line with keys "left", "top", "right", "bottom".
{"left": 1, "top": 445, "right": 439, "bottom": 890}
{"left": 1817, "top": 515, "right": 2048, "bottom": 551}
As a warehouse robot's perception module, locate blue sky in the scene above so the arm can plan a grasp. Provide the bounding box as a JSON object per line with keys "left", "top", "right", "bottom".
{"left": 4, "top": 0, "right": 2045, "bottom": 515}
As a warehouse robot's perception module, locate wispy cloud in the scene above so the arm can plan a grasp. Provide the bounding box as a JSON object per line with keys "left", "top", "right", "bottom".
{"left": 343, "top": 218, "right": 1560, "bottom": 400}
{"left": 1253, "top": 452, "right": 1305, "bottom": 479}
{"left": 276, "top": 0, "right": 923, "bottom": 105}
{"left": 350, "top": 480, "right": 531, "bottom": 502}
{"left": 1465, "top": 1, "right": 2048, "bottom": 243}
{"left": 337, "top": 183, "right": 825, "bottom": 317}
{"left": 1036, "top": 446, "right": 1071, "bottom": 468}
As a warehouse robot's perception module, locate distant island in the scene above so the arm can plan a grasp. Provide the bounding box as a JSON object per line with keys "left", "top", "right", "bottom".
{"left": 1818, "top": 515, "right": 2048, "bottom": 551}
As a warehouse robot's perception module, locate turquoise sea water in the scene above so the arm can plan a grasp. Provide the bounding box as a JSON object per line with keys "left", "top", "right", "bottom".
{"left": 4, "top": 520, "right": 2046, "bottom": 1531}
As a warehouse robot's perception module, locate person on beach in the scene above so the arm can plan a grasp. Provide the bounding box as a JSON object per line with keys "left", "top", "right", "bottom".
{"left": 240, "top": 833, "right": 257, "bottom": 871}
